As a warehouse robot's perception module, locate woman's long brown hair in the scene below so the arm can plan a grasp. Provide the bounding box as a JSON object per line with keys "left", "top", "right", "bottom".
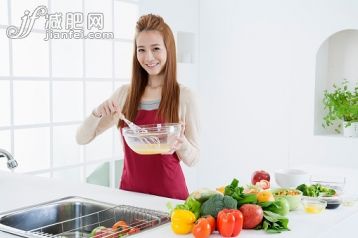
{"left": 119, "top": 14, "right": 179, "bottom": 127}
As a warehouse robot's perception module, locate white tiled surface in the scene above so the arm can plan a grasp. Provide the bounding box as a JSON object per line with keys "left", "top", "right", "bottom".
{"left": 0, "top": 0, "right": 8, "bottom": 25}
{"left": 0, "top": 29, "right": 10, "bottom": 76}
{"left": 85, "top": 39, "right": 112, "bottom": 78}
{"left": 52, "top": 81, "right": 83, "bottom": 122}
{"left": 13, "top": 81, "right": 50, "bottom": 125}
{"left": 114, "top": 1, "right": 138, "bottom": 39}
{"left": 114, "top": 41, "right": 133, "bottom": 79}
{"left": 52, "top": 39, "right": 83, "bottom": 77}
{"left": 53, "top": 125, "right": 81, "bottom": 167}
{"left": 13, "top": 127, "right": 50, "bottom": 172}
{"left": 11, "top": 0, "right": 48, "bottom": 30}
{"left": 0, "top": 81, "right": 10, "bottom": 127}
{"left": 12, "top": 33, "right": 49, "bottom": 77}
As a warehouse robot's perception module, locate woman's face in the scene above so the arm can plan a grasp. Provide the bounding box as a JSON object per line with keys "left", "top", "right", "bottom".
{"left": 136, "top": 30, "right": 167, "bottom": 76}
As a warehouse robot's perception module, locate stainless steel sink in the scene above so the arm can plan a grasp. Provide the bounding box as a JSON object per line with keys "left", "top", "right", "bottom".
{"left": 0, "top": 196, "right": 170, "bottom": 238}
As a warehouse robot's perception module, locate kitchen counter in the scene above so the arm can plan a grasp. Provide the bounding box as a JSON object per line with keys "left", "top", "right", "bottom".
{"left": 1, "top": 171, "right": 358, "bottom": 238}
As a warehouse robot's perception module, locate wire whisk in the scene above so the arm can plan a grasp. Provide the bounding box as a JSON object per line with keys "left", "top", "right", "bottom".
{"left": 119, "top": 113, "right": 160, "bottom": 144}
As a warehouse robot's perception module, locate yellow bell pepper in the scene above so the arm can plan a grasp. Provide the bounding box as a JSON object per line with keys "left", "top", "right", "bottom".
{"left": 216, "top": 186, "right": 225, "bottom": 194}
{"left": 170, "top": 209, "right": 196, "bottom": 234}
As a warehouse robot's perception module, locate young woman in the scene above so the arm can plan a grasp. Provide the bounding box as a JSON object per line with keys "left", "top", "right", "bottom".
{"left": 76, "top": 14, "right": 199, "bottom": 200}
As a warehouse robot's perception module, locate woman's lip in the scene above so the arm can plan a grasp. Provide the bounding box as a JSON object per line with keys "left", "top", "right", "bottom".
{"left": 146, "top": 63, "right": 159, "bottom": 67}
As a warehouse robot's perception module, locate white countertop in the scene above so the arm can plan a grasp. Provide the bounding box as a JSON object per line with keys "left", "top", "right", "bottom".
{"left": 1, "top": 171, "right": 358, "bottom": 238}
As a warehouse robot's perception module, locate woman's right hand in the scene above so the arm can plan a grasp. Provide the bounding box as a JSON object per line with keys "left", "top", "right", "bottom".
{"left": 93, "top": 99, "right": 121, "bottom": 117}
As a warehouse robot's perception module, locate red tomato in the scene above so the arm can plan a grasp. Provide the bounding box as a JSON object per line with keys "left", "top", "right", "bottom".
{"left": 203, "top": 215, "right": 216, "bottom": 233}
{"left": 128, "top": 227, "right": 140, "bottom": 234}
{"left": 192, "top": 218, "right": 211, "bottom": 238}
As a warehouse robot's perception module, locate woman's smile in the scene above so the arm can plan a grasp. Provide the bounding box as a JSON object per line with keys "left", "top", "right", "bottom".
{"left": 146, "top": 62, "right": 160, "bottom": 68}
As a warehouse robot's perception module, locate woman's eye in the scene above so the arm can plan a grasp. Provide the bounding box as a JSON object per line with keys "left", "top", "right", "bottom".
{"left": 153, "top": 47, "right": 160, "bottom": 51}
{"left": 137, "top": 49, "right": 144, "bottom": 53}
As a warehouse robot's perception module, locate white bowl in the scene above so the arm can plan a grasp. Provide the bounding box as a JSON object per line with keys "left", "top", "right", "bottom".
{"left": 275, "top": 169, "right": 309, "bottom": 188}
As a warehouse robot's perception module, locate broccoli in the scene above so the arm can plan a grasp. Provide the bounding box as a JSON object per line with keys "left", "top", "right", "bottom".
{"left": 223, "top": 195, "right": 238, "bottom": 208}
{"left": 296, "top": 184, "right": 317, "bottom": 196}
{"left": 296, "top": 183, "right": 336, "bottom": 197}
{"left": 200, "top": 194, "right": 237, "bottom": 217}
{"left": 296, "top": 184, "right": 308, "bottom": 195}
{"left": 315, "top": 184, "right": 336, "bottom": 196}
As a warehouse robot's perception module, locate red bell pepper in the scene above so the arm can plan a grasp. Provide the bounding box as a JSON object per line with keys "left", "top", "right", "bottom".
{"left": 217, "top": 209, "right": 243, "bottom": 237}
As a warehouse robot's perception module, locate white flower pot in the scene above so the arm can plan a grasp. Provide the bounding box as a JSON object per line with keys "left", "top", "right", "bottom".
{"left": 343, "top": 121, "right": 358, "bottom": 137}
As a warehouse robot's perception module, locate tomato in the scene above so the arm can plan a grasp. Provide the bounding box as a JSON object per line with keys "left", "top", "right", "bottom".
{"left": 128, "top": 227, "right": 140, "bottom": 234}
{"left": 217, "top": 209, "right": 243, "bottom": 237}
{"left": 203, "top": 215, "right": 215, "bottom": 233}
{"left": 112, "top": 220, "right": 128, "bottom": 231}
{"left": 192, "top": 218, "right": 211, "bottom": 238}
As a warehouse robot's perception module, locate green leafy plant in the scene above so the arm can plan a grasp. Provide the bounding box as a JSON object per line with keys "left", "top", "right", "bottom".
{"left": 322, "top": 79, "right": 358, "bottom": 133}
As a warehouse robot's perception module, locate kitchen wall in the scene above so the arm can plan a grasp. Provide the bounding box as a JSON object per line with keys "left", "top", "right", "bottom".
{"left": 198, "top": 0, "right": 358, "bottom": 190}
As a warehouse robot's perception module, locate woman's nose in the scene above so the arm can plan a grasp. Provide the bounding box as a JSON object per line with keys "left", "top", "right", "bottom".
{"left": 144, "top": 51, "right": 154, "bottom": 61}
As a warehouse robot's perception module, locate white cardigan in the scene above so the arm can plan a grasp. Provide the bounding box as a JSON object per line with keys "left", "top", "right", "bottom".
{"left": 76, "top": 84, "right": 200, "bottom": 167}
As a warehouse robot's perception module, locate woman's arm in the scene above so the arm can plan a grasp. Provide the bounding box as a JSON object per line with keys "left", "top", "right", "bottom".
{"left": 176, "top": 86, "right": 200, "bottom": 167}
{"left": 76, "top": 85, "right": 129, "bottom": 145}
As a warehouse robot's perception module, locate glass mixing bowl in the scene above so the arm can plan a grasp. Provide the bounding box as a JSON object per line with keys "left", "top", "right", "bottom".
{"left": 122, "top": 123, "right": 182, "bottom": 155}
{"left": 302, "top": 197, "right": 327, "bottom": 214}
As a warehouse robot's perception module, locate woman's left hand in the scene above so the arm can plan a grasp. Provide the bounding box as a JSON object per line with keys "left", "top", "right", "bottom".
{"left": 162, "top": 122, "right": 185, "bottom": 154}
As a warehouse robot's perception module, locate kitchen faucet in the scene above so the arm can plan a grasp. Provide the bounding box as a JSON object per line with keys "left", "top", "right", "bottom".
{"left": 0, "top": 148, "right": 18, "bottom": 170}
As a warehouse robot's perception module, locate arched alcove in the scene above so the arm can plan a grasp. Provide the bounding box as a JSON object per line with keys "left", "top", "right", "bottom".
{"left": 314, "top": 29, "right": 358, "bottom": 136}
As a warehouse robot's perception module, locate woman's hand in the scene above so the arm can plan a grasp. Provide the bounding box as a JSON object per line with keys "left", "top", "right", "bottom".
{"left": 93, "top": 99, "right": 121, "bottom": 118}
{"left": 162, "top": 122, "right": 185, "bottom": 155}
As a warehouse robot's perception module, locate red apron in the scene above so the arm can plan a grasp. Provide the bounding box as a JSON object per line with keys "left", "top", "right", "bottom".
{"left": 119, "top": 109, "right": 189, "bottom": 200}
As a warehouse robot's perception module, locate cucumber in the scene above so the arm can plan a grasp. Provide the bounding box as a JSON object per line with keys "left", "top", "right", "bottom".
{"left": 90, "top": 226, "right": 106, "bottom": 237}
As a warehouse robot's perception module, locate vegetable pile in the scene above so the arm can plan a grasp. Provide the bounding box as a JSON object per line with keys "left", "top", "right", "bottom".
{"left": 169, "top": 177, "right": 291, "bottom": 238}
{"left": 90, "top": 220, "right": 140, "bottom": 238}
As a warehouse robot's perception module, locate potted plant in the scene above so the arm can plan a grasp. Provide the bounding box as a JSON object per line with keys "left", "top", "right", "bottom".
{"left": 322, "top": 79, "right": 358, "bottom": 137}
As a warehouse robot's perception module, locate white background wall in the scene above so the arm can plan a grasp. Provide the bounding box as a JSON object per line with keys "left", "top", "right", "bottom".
{"left": 197, "top": 0, "right": 358, "bottom": 190}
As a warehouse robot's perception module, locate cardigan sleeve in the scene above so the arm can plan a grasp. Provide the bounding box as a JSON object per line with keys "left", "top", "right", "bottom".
{"left": 176, "top": 86, "right": 200, "bottom": 167}
{"left": 76, "top": 84, "right": 129, "bottom": 145}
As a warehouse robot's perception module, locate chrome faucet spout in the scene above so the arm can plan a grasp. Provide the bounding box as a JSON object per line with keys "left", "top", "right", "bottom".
{"left": 0, "top": 148, "right": 18, "bottom": 170}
